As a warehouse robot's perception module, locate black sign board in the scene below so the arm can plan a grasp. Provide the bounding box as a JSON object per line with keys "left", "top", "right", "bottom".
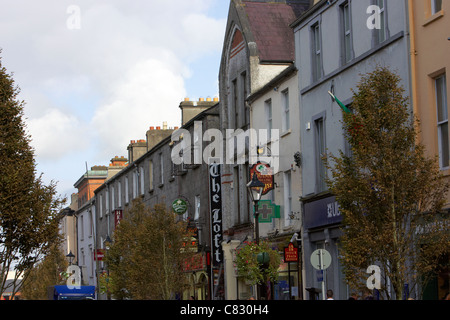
{"left": 209, "top": 162, "right": 223, "bottom": 267}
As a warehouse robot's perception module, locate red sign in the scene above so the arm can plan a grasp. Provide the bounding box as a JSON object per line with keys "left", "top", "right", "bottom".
{"left": 114, "top": 209, "right": 123, "bottom": 228}
{"left": 284, "top": 243, "right": 298, "bottom": 262}
{"left": 249, "top": 162, "right": 274, "bottom": 195}
{"left": 94, "top": 249, "right": 105, "bottom": 261}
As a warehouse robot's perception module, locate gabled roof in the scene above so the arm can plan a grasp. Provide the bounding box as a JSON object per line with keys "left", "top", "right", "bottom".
{"left": 242, "top": 1, "right": 303, "bottom": 62}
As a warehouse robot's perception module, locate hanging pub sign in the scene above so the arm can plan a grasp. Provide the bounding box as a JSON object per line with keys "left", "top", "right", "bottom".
{"left": 172, "top": 198, "right": 188, "bottom": 215}
{"left": 209, "top": 161, "right": 223, "bottom": 267}
{"left": 249, "top": 161, "right": 274, "bottom": 195}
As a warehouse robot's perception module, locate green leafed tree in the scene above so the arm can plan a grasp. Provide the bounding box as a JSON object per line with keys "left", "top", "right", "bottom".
{"left": 326, "top": 66, "right": 450, "bottom": 300}
{"left": 0, "top": 53, "right": 65, "bottom": 298}
{"left": 105, "top": 198, "right": 195, "bottom": 300}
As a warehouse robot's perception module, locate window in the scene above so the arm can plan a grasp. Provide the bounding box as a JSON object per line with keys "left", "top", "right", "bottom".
{"left": 232, "top": 78, "right": 239, "bottom": 129}
{"left": 284, "top": 171, "right": 292, "bottom": 226}
{"left": 375, "top": 0, "right": 387, "bottom": 44}
{"left": 132, "top": 170, "right": 137, "bottom": 199}
{"left": 432, "top": 0, "right": 442, "bottom": 14}
{"left": 436, "top": 74, "right": 449, "bottom": 168}
{"left": 315, "top": 117, "right": 327, "bottom": 192}
{"left": 80, "top": 215, "right": 84, "bottom": 240}
{"left": 194, "top": 195, "right": 200, "bottom": 221}
{"left": 282, "top": 89, "right": 290, "bottom": 132}
{"left": 111, "top": 185, "right": 115, "bottom": 210}
{"left": 241, "top": 71, "right": 249, "bottom": 126}
{"left": 140, "top": 167, "right": 144, "bottom": 195}
{"left": 105, "top": 189, "right": 109, "bottom": 214}
{"left": 341, "top": 2, "right": 352, "bottom": 63}
{"left": 312, "top": 23, "right": 322, "bottom": 81}
{"left": 118, "top": 181, "right": 122, "bottom": 207}
{"left": 149, "top": 160, "right": 153, "bottom": 190}
{"left": 233, "top": 166, "right": 241, "bottom": 224}
{"left": 125, "top": 176, "right": 129, "bottom": 203}
{"left": 265, "top": 99, "right": 273, "bottom": 140}
{"left": 99, "top": 194, "right": 103, "bottom": 218}
{"left": 160, "top": 153, "right": 164, "bottom": 185}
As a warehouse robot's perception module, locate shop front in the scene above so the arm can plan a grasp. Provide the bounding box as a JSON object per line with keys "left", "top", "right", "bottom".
{"left": 302, "top": 194, "right": 348, "bottom": 300}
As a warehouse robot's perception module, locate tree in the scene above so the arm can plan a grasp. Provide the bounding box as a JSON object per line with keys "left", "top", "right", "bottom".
{"left": 20, "top": 241, "right": 68, "bottom": 300}
{"left": 0, "top": 53, "right": 65, "bottom": 297}
{"left": 235, "top": 240, "right": 281, "bottom": 286}
{"left": 105, "top": 199, "right": 195, "bottom": 299}
{"left": 326, "top": 66, "right": 450, "bottom": 300}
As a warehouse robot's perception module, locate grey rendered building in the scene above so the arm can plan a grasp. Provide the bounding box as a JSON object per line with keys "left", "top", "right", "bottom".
{"left": 94, "top": 99, "right": 220, "bottom": 300}
{"left": 291, "top": 0, "right": 412, "bottom": 299}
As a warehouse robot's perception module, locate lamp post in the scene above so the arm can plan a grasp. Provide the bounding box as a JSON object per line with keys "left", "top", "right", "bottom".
{"left": 66, "top": 250, "right": 75, "bottom": 265}
{"left": 103, "top": 235, "right": 112, "bottom": 300}
{"left": 247, "top": 173, "right": 265, "bottom": 245}
{"left": 247, "top": 173, "right": 265, "bottom": 299}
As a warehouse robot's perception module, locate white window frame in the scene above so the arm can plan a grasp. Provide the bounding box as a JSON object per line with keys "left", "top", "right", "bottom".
{"left": 435, "top": 74, "right": 449, "bottom": 169}
{"left": 282, "top": 88, "right": 290, "bottom": 132}
{"left": 431, "top": 0, "right": 442, "bottom": 14}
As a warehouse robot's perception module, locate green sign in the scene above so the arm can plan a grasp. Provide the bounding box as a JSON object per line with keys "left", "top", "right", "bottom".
{"left": 172, "top": 199, "right": 188, "bottom": 215}
{"left": 257, "top": 200, "right": 281, "bottom": 223}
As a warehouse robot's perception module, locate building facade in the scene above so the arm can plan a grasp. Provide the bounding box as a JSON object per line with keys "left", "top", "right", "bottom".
{"left": 93, "top": 98, "right": 219, "bottom": 300}
{"left": 408, "top": 0, "right": 450, "bottom": 300}
{"left": 219, "top": 0, "right": 309, "bottom": 300}
{"left": 291, "top": 0, "right": 412, "bottom": 300}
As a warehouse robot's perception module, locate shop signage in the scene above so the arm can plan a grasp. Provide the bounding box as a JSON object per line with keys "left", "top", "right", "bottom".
{"left": 249, "top": 162, "right": 274, "bottom": 195}
{"left": 114, "top": 209, "right": 123, "bottom": 229}
{"left": 284, "top": 243, "right": 298, "bottom": 262}
{"left": 172, "top": 198, "right": 188, "bottom": 215}
{"left": 209, "top": 162, "right": 223, "bottom": 267}
{"left": 257, "top": 200, "right": 280, "bottom": 223}
{"left": 303, "top": 195, "right": 342, "bottom": 229}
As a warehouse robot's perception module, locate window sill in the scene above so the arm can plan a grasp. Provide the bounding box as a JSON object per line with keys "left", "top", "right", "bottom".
{"left": 281, "top": 129, "right": 292, "bottom": 137}
{"left": 423, "top": 10, "right": 444, "bottom": 26}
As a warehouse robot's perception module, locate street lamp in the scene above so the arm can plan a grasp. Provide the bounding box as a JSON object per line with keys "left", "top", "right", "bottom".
{"left": 66, "top": 250, "right": 75, "bottom": 265}
{"left": 247, "top": 172, "right": 264, "bottom": 245}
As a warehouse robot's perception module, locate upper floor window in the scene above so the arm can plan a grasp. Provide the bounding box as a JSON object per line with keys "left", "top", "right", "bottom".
{"left": 282, "top": 88, "right": 290, "bottom": 132}
{"left": 311, "top": 22, "right": 322, "bottom": 81}
{"left": 341, "top": 1, "right": 353, "bottom": 64}
{"left": 265, "top": 99, "right": 273, "bottom": 140}
{"left": 374, "top": 0, "right": 387, "bottom": 44}
{"left": 431, "top": 0, "right": 442, "bottom": 14}
{"left": 435, "top": 74, "right": 449, "bottom": 169}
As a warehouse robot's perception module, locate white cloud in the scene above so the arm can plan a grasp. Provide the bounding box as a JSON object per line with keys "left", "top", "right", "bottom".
{"left": 91, "top": 57, "right": 186, "bottom": 159}
{"left": 0, "top": 0, "right": 227, "bottom": 196}
{"left": 27, "top": 108, "right": 87, "bottom": 160}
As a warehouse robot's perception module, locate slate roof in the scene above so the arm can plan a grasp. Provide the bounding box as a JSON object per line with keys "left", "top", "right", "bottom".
{"left": 242, "top": 1, "right": 304, "bottom": 62}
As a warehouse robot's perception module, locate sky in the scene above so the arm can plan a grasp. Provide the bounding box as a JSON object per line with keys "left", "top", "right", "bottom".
{"left": 0, "top": 0, "right": 229, "bottom": 201}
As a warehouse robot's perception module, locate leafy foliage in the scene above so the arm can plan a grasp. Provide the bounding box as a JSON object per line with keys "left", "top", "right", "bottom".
{"left": 235, "top": 240, "right": 281, "bottom": 286}
{"left": 326, "top": 67, "right": 450, "bottom": 299}
{"left": 104, "top": 198, "right": 196, "bottom": 299}
{"left": 0, "top": 53, "right": 65, "bottom": 297}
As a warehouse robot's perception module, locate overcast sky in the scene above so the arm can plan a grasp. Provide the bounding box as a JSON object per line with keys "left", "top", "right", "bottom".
{"left": 0, "top": 0, "right": 228, "bottom": 201}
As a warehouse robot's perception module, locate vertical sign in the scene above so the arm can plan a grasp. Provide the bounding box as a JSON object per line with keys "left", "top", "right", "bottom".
{"left": 114, "top": 209, "right": 123, "bottom": 229}
{"left": 209, "top": 162, "right": 223, "bottom": 267}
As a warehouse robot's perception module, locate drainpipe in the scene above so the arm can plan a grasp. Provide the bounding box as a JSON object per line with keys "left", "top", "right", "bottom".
{"left": 407, "top": 0, "right": 418, "bottom": 128}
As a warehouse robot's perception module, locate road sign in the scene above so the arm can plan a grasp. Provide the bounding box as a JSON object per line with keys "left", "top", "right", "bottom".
{"left": 310, "top": 249, "right": 331, "bottom": 270}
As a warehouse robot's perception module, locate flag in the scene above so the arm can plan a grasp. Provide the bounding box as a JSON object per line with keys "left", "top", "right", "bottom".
{"left": 328, "top": 91, "right": 351, "bottom": 114}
